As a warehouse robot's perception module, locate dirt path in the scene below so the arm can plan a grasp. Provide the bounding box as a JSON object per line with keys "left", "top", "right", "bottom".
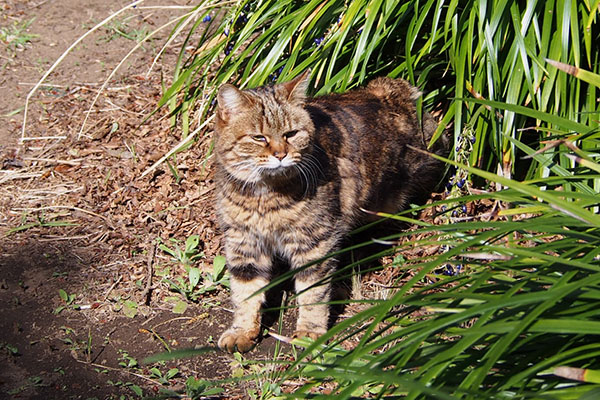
{"left": 0, "top": 1, "right": 297, "bottom": 398}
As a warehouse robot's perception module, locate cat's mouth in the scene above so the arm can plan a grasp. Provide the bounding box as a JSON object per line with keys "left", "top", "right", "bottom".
{"left": 260, "top": 155, "right": 297, "bottom": 174}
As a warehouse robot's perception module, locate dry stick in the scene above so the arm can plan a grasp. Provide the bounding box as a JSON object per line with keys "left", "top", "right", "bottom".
{"left": 142, "top": 241, "right": 157, "bottom": 306}
{"left": 139, "top": 114, "right": 214, "bottom": 179}
{"left": 103, "top": 275, "right": 123, "bottom": 302}
{"left": 12, "top": 205, "right": 109, "bottom": 221}
{"left": 21, "top": 136, "right": 67, "bottom": 141}
{"left": 78, "top": 10, "right": 196, "bottom": 139}
{"left": 21, "top": 0, "right": 145, "bottom": 141}
{"left": 22, "top": 157, "right": 82, "bottom": 165}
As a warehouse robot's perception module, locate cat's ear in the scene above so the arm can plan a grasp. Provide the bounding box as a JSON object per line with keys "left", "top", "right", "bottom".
{"left": 282, "top": 70, "right": 311, "bottom": 103}
{"left": 217, "top": 84, "right": 250, "bottom": 120}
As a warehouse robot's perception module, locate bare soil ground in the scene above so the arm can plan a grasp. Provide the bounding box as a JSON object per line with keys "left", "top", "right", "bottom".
{"left": 0, "top": 1, "right": 303, "bottom": 398}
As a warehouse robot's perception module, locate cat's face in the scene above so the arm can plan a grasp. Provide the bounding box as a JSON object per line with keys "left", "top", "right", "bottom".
{"left": 214, "top": 72, "right": 315, "bottom": 184}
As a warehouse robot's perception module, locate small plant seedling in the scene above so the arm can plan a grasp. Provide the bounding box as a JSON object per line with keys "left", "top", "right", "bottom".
{"left": 122, "top": 299, "right": 138, "bottom": 318}
{"left": 159, "top": 236, "right": 229, "bottom": 303}
{"left": 8, "top": 213, "right": 78, "bottom": 235}
{"left": 0, "top": 18, "right": 39, "bottom": 51}
{"left": 1, "top": 342, "right": 19, "bottom": 356}
{"left": 118, "top": 349, "right": 139, "bottom": 369}
{"left": 149, "top": 367, "right": 179, "bottom": 385}
{"left": 158, "top": 235, "right": 204, "bottom": 268}
{"left": 54, "top": 289, "right": 79, "bottom": 314}
{"left": 186, "top": 377, "right": 224, "bottom": 398}
{"left": 107, "top": 379, "right": 142, "bottom": 396}
{"left": 100, "top": 17, "right": 151, "bottom": 44}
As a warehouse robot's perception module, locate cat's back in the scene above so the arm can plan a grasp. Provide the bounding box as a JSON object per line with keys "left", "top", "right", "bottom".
{"left": 305, "top": 77, "right": 428, "bottom": 145}
{"left": 304, "top": 77, "right": 444, "bottom": 216}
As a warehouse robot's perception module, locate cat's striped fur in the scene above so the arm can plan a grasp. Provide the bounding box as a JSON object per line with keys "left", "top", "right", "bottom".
{"left": 214, "top": 71, "right": 445, "bottom": 352}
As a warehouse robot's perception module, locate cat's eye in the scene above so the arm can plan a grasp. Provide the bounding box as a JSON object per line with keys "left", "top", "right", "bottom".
{"left": 283, "top": 130, "right": 299, "bottom": 139}
{"left": 252, "top": 135, "right": 267, "bottom": 143}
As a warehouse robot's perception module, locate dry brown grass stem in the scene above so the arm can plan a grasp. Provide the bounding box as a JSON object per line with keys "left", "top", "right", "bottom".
{"left": 22, "top": 157, "right": 82, "bottom": 166}
{"left": 12, "top": 205, "right": 108, "bottom": 221}
{"left": 78, "top": 9, "right": 197, "bottom": 139}
{"left": 139, "top": 114, "right": 214, "bottom": 179}
{"left": 145, "top": 0, "right": 238, "bottom": 76}
{"left": 0, "top": 171, "right": 43, "bottom": 184}
{"left": 21, "top": 0, "right": 145, "bottom": 142}
{"left": 20, "top": 136, "right": 67, "bottom": 141}
{"left": 104, "top": 99, "right": 146, "bottom": 116}
{"left": 37, "top": 234, "right": 94, "bottom": 242}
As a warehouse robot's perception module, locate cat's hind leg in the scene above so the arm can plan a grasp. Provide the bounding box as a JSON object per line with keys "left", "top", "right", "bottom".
{"left": 293, "top": 265, "right": 332, "bottom": 340}
{"left": 287, "top": 237, "right": 337, "bottom": 340}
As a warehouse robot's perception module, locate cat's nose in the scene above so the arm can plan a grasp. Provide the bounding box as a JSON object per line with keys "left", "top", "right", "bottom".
{"left": 273, "top": 151, "right": 287, "bottom": 161}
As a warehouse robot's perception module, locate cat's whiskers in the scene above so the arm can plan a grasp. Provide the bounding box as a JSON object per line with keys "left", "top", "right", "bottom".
{"left": 293, "top": 164, "right": 312, "bottom": 197}
{"left": 297, "top": 154, "right": 322, "bottom": 189}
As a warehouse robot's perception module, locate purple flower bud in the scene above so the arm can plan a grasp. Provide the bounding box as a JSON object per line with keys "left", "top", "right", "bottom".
{"left": 456, "top": 264, "right": 463, "bottom": 272}
{"left": 457, "top": 179, "right": 465, "bottom": 189}
{"left": 314, "top": 37, "right": 323, "bottom": 46}
{"left": 224, "top": 28, "right": 230, "bottom": 36}
{"left": 202, "top": 15, "right": 212, "bottom": 22}
{"left": 470, "top": 136, "right": 476, "bottom": 144}
{"left": 461, "top": 205, "right": 467, "bottom": 213}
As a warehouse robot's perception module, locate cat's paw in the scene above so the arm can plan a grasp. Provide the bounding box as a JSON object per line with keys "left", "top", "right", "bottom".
{"left": 218, "top": 329, "right": 257, "bottom": 353}
{"left": 292, "top": 330, "right": 323, "bottom": 341}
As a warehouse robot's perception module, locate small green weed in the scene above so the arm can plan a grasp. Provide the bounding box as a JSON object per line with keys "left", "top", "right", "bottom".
{"left": 0, "top": 18, "right": 38, "bottom": 51}
{"left": 8, "top": 213, "right": 78, "bottom": 235}
{"left": 7, "top": 376, "right": 47, "bottom": 395}
{"left": 158, "top": 235, "right": 204, "bottom": 268}
{"left": 159, "top": 236, "right": 229, "bottom": 302}
{"left": 54, "top": 289, "right": 79, "bottom": 314}
{"left": 185, "top": 377, "right": 224, "bottom": 398}
{"left": 107, "top": 293, "right": 139, "bottom": 318}
{"left": 149, "top": 366, "right": 179, "bottom": 385}
{"left": 106, "top": 380, "right": 143, "bottom": 397}
{"left": 1, "top": 342, "right": 19, "bottom": 356}
{"left": 118, "top": 349, "right": 139, "bottom": 369}
{"left": 99, "top": 16, "right": 151, "bottom": 45}
{"left": 122, "top": 299, "right": 138, "bottom": 318}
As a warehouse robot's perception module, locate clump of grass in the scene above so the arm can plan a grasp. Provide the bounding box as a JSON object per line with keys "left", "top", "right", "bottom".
{"left": 149, "top": 1, "right": 600, "bottom": 398}
{"left": 0, "top": 18, "right": 38, "bottom": 51}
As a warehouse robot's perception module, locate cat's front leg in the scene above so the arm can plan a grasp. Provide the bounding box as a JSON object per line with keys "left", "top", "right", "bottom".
{"left": 218, "top": 234, "right": 271, "bottom": 353}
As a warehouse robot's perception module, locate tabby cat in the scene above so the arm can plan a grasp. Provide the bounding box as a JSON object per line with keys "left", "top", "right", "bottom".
{"left": 214, "top": 71, "right": 445, "bottom": 353}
